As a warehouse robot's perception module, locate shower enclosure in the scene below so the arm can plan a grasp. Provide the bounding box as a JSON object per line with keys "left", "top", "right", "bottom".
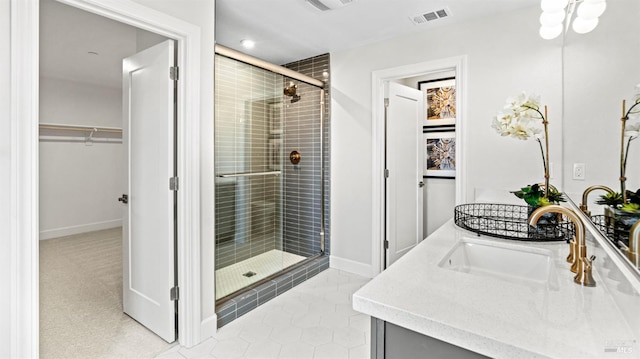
{"left": 214, "top": 45, "right": 329, "bottom": 304}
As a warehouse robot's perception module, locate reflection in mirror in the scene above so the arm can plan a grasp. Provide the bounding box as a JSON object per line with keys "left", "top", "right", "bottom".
{"left": 562, "top": 0, "right": 640, "bottom": 273}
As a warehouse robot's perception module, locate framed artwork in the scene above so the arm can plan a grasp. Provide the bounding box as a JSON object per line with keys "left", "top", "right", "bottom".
{"left": 424, "top": 131, "right": 456, "bottom": 178}
{"left": 418, "top": 78, "right": 456, "bottom": 127}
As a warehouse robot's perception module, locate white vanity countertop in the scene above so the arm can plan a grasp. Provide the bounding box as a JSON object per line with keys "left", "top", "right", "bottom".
{"left": 353, "top": 220, "right": 640, "bottom": 358}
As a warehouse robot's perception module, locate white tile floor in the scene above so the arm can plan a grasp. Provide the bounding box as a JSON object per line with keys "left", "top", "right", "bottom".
{"left": 156, "top": 268, "right": 371, "bottom": 359}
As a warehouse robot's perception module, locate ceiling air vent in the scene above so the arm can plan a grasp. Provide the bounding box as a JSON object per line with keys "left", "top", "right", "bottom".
{"left": 306, "top": 0, "right": 355, "bottom": 11}
{"left": 409, "top": 7, "right": 452, "bottom": 25}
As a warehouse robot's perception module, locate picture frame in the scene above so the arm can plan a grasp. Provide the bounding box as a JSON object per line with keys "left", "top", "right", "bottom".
{"left": 424, "top": 130, "right": 456, "bottom": 178}
{"left": 418, "top": 77, "right": 456, "bottom": 127}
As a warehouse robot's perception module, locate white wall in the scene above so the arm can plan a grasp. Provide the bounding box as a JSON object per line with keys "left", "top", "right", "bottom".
{"left": 136, "top": 28, "right": 167, "bottom": 52}
{"left": 330, "top": 5, "right": 563, "bottom": 276}
{"left": 1, "top": 0, "right": 12, "bottom": 352}
{"left": 562, "top": 0, "right": 640, "bottom": 208}
{"left": 39, "top": 77, "right": 124, "bottom": 239}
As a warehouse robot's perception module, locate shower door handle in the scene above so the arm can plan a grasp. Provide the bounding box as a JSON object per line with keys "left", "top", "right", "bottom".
{"left": 118, "top": 194, "right": 128, "bottom": 204}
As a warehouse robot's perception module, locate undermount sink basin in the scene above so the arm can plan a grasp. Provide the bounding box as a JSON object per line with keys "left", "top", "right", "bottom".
{"left": 439, "top": 237, "right": 559, "bottom": 288}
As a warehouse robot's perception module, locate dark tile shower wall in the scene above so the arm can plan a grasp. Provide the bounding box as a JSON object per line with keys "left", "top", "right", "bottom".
{"left": 214, "top": 55, "right": 283, "bottom": 270}
{"left": 282, "top": 54, "right": 331, "bottom": 257}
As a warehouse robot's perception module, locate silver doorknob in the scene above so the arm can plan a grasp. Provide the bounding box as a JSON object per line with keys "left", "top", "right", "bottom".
{"left": 419, "top": 181, "right": 425, "bottom": 188}
{"left": 118, "top": 194, "right": 128, "bottom": 204}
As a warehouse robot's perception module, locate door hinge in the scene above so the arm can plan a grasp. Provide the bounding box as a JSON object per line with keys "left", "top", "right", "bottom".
{"left": 384, "top": 98, "right": 389, "bottom": 107}
{"left": 170, "top": 286, "right": 179, "bottom": 301}
{"left": 384, "top": 169, "right": 390, "bottom": 178}
{"left": 170, "top": 66, "right": 179, "bottom": 80}
{"left": 169, "top": 177, "right": 179, "bottom": 191}
{"left": 384, "top": 240, "right": 389, "bottom": 249}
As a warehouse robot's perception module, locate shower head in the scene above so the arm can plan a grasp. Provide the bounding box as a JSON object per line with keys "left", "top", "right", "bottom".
{"left": 284, "top": 82, "right": 301, "bottom": 103}
{"left": 283, "top": 82, "right": 298, "bottom": 97}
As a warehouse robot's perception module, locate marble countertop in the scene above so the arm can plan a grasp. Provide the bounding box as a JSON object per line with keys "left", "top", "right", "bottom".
{"left": 353, "top": 218, "right": 640, "bottom": 358}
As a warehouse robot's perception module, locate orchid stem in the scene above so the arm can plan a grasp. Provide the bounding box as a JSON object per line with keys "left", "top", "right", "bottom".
{"left": 522, "top": 104, "right": 550, "bottom": 198}
{"left": 621, "top": 100, "right": 628, "bottom": 203}
{"left": 543, "top": 106, "right": 550, "bottom": 198}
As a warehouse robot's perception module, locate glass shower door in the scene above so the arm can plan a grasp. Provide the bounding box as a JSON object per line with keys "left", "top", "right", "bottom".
{"left": 214, "top": 55, "right": 306, "bottom": 300}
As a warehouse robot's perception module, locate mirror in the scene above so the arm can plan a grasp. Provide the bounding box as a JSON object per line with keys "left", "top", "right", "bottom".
{"left": 563, "top": 0, "right": 640, "bottom": 273}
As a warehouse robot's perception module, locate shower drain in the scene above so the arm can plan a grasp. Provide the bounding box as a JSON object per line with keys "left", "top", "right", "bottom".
{"left": 243, "top": 271, "right": 257, "bottom": 278}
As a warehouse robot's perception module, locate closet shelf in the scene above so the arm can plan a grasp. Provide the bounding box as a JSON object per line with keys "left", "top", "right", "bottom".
{"left": 39, "top": 123, "right": 122, "bottom": 139}
{"left": 40, "top": 123, "right": 122, "bottom": 133}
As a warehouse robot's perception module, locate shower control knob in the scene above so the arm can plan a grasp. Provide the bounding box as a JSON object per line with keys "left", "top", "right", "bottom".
{"left": 289, "top": 151, "right": 301, "bottom": 165}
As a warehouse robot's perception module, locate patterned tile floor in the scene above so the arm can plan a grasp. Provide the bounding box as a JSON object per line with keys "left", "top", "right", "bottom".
{"left": 156, "top": 268, "right": 371, "bottom": 359}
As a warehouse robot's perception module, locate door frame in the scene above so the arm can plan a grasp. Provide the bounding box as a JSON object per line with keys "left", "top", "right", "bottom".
{"left": 371, "top": 56, "right": 467, "bottom": 276}
{"left": 10, "top": 0, "right": 202, "bottom": 356}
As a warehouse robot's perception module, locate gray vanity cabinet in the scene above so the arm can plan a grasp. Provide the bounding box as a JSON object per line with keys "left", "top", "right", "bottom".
{"left": 371, "top": 318, "right": 490, "bottom": 359}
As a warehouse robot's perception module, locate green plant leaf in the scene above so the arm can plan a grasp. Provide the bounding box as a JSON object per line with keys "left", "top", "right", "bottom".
{"left": 621, "top": 203, "right": 640, "bottom": 213}
{"left": 596, "top": 192, "right": 624, "bottom": 207}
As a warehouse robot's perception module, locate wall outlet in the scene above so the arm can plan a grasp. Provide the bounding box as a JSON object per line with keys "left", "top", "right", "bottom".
{"left": 573, "top": 163, "right": 585, "bottom": 180}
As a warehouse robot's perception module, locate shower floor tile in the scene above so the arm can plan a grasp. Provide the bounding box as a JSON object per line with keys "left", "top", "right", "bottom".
{"left": 216, "top": 249, "right": 306, "bottom": 299}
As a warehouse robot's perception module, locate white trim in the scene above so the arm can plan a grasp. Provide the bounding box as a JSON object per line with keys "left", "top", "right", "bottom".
{"left": 371, "top": 56, "right": 468, "bottom": 276}
{"left": 200, "top": 315, "right": 218, "bottom": 340}
{"left": 11, "top": 0, "right": 39, "bottom": 357}
{"left": 12, "top": 0, "right": 203, "bottom": 353}
{"left": 39, "top": 219, "right": 122, "bottom": 240}
{"left": 329, "top": 255, "right": 374, "bottom": 279}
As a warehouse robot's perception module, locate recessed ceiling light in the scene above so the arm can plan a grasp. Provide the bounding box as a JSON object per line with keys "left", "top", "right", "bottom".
{"left": 240, "top": 39, "right": 255, "bottom": 49}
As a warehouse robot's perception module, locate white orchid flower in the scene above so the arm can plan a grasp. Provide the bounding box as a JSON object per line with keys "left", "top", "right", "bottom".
{"left": 625, "top": 121, "right": 640, "bottom": 139}
{"left": 493, "top": 92, "right": 543, "bottom": 141}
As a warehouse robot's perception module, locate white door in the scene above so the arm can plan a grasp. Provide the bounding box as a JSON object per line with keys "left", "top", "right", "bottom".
{"left": 121, "top": 39, "right": 176, "bottom": 342}
{"left": 385, "top": 82, "right": 424, "bottom": 267}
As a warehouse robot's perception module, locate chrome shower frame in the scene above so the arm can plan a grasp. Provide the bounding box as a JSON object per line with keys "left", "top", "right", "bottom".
{"left": 214, "top": 43, "right": 327, "bottom": 256}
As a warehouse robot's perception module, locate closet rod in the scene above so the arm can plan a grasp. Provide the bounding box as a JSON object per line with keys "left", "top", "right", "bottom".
{"left": 39, "top": 123, "right": 122, "bottom": 134}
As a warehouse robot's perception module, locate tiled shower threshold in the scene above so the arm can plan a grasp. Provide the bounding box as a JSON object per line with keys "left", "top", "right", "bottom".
{"left": 215, "top": 254, "right": 330, "bottom": 328}
{"left": 215, "top": 249, "right": 307, "bottom": 299}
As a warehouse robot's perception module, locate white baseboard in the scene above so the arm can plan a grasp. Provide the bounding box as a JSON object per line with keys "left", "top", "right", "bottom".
{"left": 200, "top": 314, "right": 218, "bottom": 342}
{"left": 330, "top": 255, "right": 375, "bottom": 278}
{"left": 39, "top": 219, "right": 122, "bottom": 240}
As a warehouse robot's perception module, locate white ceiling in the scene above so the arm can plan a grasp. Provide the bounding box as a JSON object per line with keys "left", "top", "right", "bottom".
{"left": 216, "top": 0, "right": 540, "bottom": 65}
{"left": 40, "top": 0, "right": 141, "bottom": 89}
{"left": 40, "top": 0, "right": 541, "bottom": 88}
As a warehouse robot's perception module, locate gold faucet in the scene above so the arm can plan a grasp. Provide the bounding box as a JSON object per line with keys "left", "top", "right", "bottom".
{"left": 579, "top": 185, "right": 614, "bottom": 217}
{"left": 627, "top": 221, "right": 640, "bottom": 268}
{"left": 529, "top": 205, "right": 596, "bottom": 287}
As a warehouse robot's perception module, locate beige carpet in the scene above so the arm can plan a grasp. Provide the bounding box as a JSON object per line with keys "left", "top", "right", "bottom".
{"left": 40, "top": 228, "right": 172, "bottom": 359}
